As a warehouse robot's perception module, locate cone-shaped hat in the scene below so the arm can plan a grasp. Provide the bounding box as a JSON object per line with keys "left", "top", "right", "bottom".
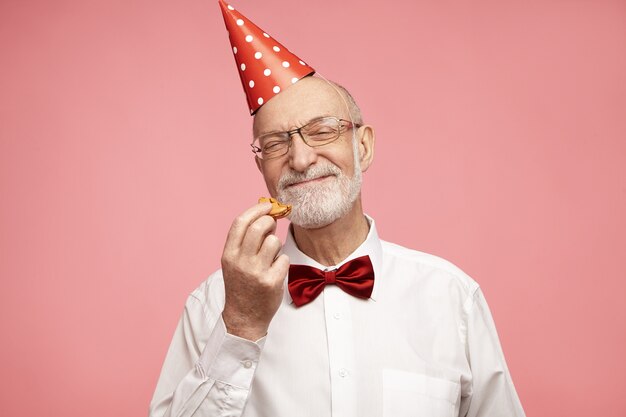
{"left": 218, "top": 0, "right": 315, "bottom": 115}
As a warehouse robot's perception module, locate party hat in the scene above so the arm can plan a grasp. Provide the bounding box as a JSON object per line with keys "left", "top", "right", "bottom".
{"left": 218, "top": 0, "right": 315, "bottom": 115}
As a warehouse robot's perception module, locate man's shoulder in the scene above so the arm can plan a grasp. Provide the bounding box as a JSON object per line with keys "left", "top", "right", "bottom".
{"left": 380, "top": 239, "right": 480, "bottom": 295}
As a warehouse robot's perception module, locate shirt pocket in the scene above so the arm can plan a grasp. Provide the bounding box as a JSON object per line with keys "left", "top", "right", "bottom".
{"left": 382, "top": 368, "right": 460, "bottom": 417}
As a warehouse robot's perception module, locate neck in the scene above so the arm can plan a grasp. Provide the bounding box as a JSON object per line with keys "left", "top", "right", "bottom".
{"left": 291, "top": 198, "right": 370, "bottom": 267}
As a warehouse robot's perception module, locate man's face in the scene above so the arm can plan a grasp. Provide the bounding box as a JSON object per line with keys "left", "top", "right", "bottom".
{"left": 253, "top": 77, "right": 363, "bottom": 229}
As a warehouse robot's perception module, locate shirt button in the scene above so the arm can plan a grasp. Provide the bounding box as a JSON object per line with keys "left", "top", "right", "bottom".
{"left": 339, "top": 368, "right": 348, "bottom": 377}
{"left": 243, "top": 360, "right": 253, "bottom": 369}
{"left": 333, "top": 312, "right": 341, "bottom": 320}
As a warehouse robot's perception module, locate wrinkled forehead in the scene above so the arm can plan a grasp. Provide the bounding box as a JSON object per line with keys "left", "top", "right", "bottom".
{"left": 252, "top": 77, "right": 349, "bottom": 137}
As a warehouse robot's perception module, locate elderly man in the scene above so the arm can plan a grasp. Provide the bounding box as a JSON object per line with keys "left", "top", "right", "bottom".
{"left": 149, "top": 2, "right": 525, "bottom": 416}
{"left": 149, "top": 75, "right": 525, "bottom": 417}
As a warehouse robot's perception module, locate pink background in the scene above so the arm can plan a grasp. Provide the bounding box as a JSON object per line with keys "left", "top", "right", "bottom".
{"left": 1, "top": 0, "right": 625, "bottom": 416}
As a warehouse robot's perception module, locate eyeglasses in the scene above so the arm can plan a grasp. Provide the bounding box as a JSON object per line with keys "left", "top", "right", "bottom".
{"left": 251, "top": 116, "right": 361, "bottom": 160}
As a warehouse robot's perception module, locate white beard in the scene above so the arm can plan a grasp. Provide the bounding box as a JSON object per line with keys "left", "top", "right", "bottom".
{"left": 276, "top": 139, "right": 362, "bottom": 229}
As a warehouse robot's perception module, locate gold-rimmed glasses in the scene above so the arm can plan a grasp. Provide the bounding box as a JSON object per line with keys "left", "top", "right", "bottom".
{"left": 251, "top": 116, "right": 361, "bottom": 160}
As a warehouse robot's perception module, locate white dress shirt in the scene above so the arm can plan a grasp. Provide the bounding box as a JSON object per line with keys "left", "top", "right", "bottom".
{"left": 149, "top": 216, "right": 525, "bottom": 417}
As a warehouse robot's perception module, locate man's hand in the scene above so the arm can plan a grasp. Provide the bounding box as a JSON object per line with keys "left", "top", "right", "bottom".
{"left": 221, "top": 202, "right": 290, "bottom": 341}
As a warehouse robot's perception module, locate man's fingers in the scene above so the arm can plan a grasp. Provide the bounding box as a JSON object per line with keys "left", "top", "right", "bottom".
{"left": 258, "top": 234, "right": 283, "bottom": 265}
{"left": 241, "top": 215, "right": 277, "bottom": 255}
{"left": 270, "top": 253, "right": 290, "bottom": 277}
{"left": 224, "top": 202, "right": 272, "bottom": 253}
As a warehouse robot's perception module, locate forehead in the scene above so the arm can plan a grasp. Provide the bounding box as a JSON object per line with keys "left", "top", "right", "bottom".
{"left": 253, "top": 77, "right": 348, "bottom": 136}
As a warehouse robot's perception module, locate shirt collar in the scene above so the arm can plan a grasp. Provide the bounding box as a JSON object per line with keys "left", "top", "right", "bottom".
{"left": 281, "top": 214, "right": 383, "bottom": 302}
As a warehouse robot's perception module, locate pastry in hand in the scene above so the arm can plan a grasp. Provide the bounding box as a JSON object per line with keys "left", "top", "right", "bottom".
{"left": 258, "top": 197, "right": 292, "bottom": 220}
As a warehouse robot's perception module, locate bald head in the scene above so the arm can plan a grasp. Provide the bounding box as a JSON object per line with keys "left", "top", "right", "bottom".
{"left": 322, "top": 78, "right": 363, "bottom": 125}
{"left": 252, "top": 76, "right": 362, "bottom": 138}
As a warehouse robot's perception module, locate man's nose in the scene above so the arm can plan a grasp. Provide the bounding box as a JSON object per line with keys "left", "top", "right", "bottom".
{"left": 287, "top": 133, "right": 317, "bottom": 172}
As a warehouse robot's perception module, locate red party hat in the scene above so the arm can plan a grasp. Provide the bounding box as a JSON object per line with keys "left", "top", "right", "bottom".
{"left": 218, "top": 0, "right": 315, "bottom": 115}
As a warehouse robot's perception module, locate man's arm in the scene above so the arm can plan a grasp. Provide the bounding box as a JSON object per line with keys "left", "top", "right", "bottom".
{"left": 461, "top": 287, "right": 526, "bottom": 417}
{"left": 149, "top": 294, "right": 264, "bottom": 417}
{"left": 149, "top": 202, "right": 289, "bottom": 416}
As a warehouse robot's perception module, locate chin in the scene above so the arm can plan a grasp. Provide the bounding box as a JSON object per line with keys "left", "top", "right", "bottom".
{"left": 286, "top": 194, "right": 355, "bottom": 230}
{"left": 279, "top": 164, "right": 362, "bottom": 230}
{"left": 290, "top": 215, "right": 338, "bottom": 230}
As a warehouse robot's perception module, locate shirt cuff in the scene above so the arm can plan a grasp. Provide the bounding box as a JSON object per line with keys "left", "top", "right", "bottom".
{"left": 198, "top": 316, "right": 265, "bottom": 390}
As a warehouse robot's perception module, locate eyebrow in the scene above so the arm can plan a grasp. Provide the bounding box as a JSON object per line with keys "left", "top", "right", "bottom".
{"left": 257, "top": 114, "right": 335, "bottom": 137}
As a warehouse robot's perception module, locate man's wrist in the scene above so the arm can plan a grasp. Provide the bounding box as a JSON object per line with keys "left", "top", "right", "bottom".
{"left": 222, "top": 312, "right": 268, "bottom": 342}
{"left": 198, "top": 316, "right": 265, "bottom": 390}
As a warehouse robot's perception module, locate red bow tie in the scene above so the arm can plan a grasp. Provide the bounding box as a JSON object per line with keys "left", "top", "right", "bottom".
{"left": 288, "top": 255, "right": 375, "bottom": 307}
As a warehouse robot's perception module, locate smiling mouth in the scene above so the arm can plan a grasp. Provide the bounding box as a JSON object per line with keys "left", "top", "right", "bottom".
{"left": 288, "top": 175, "right": 333, "bottom": 188}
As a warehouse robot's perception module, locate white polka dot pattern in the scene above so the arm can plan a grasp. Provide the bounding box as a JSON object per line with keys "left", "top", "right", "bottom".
{"left": 219, "top": 0, "right": 316, "bottom": 114}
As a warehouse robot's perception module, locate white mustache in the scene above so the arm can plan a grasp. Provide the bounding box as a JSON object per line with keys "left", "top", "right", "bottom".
{"left": 278, "top": 163, "right": 341, "bottom": 190}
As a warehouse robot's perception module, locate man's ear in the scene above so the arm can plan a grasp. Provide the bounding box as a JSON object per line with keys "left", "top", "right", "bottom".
{"left": 357, "top": 125, "right": 375, "bottom": 172}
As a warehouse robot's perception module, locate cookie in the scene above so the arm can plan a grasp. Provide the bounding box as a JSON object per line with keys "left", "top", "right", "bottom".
{"left": 258, "top": 197, "right": 292, "bottom": 219}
